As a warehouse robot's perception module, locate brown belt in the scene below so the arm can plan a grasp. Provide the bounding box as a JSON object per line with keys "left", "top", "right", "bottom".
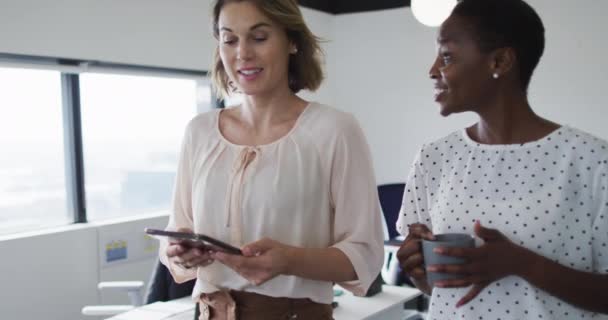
{"left": 198, "top": 290, "right": 333, "bottom": 320}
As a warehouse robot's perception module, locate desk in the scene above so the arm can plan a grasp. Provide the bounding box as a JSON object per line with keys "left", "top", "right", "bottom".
{"left": 107, "top": 285, "right": 421, "bottom": 320}
{"left": 333, "top": 285, "right": 421, "bottom": 320}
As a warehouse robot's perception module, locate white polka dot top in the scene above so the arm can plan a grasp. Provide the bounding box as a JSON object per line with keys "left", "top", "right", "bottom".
{"left": 397, "top": 126, "right": 608, "bottom": 320}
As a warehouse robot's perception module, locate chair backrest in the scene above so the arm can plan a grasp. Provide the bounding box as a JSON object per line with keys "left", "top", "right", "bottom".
{"left": 378, "top": 183, "right": 405, "bottom": 240}
{"left": 145, "top": 260, "right": 200, "bottom": 319}
{"left": 145, "top": 260, "right": 196, "bottom": 304}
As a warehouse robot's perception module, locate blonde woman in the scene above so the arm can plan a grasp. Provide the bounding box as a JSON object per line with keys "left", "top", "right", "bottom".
{"left": 159, "top": 0, "right": 384, "bottom": 319}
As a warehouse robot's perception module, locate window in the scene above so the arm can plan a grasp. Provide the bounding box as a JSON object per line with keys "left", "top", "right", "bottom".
{"left": 80, "top": 73, "right": 209, "bottom": 221}
{"left": 0, "top": 67, "right": 69, "bottom": 235}
{"left": 0, "top": 54, "right": 211, "bottom": 234}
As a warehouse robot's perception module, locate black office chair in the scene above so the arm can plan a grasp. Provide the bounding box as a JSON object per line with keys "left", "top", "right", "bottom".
{"left": 378, "top": 183, "right": 406, "bottom": 241}
{"left": 378, "top": 183, "right": 428, "bottom": 317}
{"left": 377, "top": 183, "right": 411, "bottom": 286}
{"left": 145, "top": 260, "right": 195, "bottom": 303}
{"left": 145, "top": 260, "right": 200, "bottom": 319}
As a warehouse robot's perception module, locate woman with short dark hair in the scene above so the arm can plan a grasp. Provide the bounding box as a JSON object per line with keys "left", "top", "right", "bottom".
{"left": 396, "top": 0, "right": 608, "bottom": 318}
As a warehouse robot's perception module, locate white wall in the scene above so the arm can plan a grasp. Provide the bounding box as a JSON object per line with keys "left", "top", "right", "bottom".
{"left": 0, "top": 215, "right": 167, "bottom": 320}
{"left": 0, "top": 0, "right": 214, "bottom": 70}
{"left": 0, "top": 226, "right": 98, "bottom": 320}
{"left": 296, "top": 8, "right": 336, "bottom": 107}
{"left": 331, "top": 8, "right": 475, "bottom": 184}
{"left": 330, "top": 0, "right": 608, "bottom": 184}
{"left": 527, "top": 0, "right": 608, "bottom": 138}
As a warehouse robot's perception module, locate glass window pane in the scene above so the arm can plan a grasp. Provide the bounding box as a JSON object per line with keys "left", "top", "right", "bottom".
{"left": 0, "top": 67, "right": 69, "bottom": 235}
{"left": 80, "top": 73, "right": 205, "bottom": 221}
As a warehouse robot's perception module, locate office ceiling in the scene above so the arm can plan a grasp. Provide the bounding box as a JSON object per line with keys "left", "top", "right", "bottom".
{"left": 298, "top": 0, "right": 410, "bottom": 14}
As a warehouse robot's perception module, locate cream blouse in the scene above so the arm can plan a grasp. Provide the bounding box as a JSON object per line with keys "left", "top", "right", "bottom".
{"left": 159, "top": 103, "right": 384, "bottom": 304}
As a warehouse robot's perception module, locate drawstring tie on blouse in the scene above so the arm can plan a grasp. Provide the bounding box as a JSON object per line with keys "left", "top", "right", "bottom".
{"left": 224, "top": 147, "right": 260, "bottom": 246}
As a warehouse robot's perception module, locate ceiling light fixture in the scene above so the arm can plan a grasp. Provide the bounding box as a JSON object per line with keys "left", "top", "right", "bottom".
{"left": 411, "top": 0, "right": 458, "bottom": 27}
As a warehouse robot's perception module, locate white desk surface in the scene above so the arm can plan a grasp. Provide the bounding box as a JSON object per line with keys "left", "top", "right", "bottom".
{"left": 333, "top": 285, "right": 421, "bottom": 320}
{"left": 107, "top": 285, "right": 421, "bottom": 320}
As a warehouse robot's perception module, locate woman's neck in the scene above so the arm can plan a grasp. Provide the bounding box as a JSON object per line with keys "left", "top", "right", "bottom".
{"left": 238, "top": 89, "right": 307, "bottom": 131}
{"left": 469, "top": 92, "right": 560, "bottom": 145}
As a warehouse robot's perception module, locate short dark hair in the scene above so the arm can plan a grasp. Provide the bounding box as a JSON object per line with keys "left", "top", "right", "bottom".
{"left": 452, "top": 0, "right": 545, "bottom": 91}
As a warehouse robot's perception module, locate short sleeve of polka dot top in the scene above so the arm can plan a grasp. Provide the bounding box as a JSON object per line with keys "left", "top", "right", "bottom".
{"left": 397, "top": 126, "right": 608, "bottom": 320}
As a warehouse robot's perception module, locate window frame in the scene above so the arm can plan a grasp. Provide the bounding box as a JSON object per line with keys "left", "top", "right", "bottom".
{"left": 0, "top": 52, "right": 214, "bottom": 231}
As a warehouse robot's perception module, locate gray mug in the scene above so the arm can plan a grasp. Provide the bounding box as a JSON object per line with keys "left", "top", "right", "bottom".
{"left": 422, "top": 233, "right": 475, "bottom": 287}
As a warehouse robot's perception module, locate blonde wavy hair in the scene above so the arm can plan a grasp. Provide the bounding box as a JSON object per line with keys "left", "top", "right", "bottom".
{"left": 210, "top": 0, "right": 324, "bottom": 100}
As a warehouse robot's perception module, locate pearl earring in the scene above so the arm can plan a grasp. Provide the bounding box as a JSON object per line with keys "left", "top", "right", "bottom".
{"left": 492, "top": 73, "right": 499, "bottom": 79}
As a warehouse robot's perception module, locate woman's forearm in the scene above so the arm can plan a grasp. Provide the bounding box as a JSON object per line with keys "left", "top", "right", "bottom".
{"left": 284, "top": 247, "right": 357, "bottom": 282}
{"left": 519, "top": 249, "right": 608, "bottom": 314}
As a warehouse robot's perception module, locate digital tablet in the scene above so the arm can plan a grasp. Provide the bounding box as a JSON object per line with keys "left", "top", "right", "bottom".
{"left": 145, "top": 228, "right": 242, "bottom": 255}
